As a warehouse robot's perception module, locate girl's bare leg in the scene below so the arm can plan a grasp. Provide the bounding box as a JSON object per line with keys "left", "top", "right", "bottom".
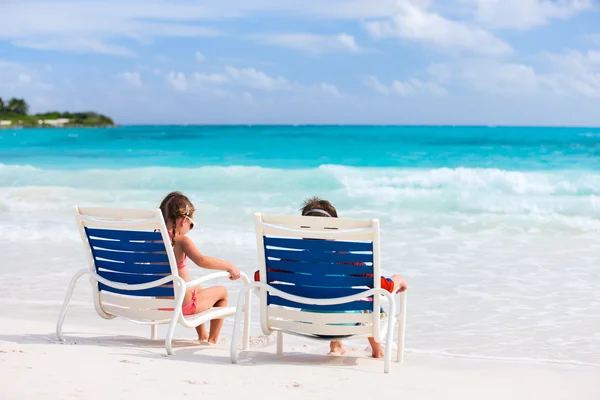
{"left": 194, "top": 286, "right": 228, "bottom": 344}
{"left": 195, "top": 324, "right": 209, "bottom": 341}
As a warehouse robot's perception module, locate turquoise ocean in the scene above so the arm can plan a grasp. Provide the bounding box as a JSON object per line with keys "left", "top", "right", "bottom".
{"left": 1, "top": 125, "right": 599, "bottom": 365}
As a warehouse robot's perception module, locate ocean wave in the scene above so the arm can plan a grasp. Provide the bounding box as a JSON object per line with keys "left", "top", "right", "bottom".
{"left": 2, "top": 164, "right": 600, "bottom": 219}
{"left": 2, "top": 163, "right": 600, "bottom": 193}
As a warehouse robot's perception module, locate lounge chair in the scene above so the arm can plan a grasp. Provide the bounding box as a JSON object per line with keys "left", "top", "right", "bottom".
{"left": 56, "top": 206, "right": 251, "bottom": 354}
{"left": 230, "top": 213, "right": 407, "bottom": 373}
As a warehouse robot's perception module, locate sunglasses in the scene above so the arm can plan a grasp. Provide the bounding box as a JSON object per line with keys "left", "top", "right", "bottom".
{"left": 185, "top": 215, "right": 195, "bottom": 230}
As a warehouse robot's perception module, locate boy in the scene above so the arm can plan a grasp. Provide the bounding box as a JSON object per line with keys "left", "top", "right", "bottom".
{"left": 255, "top": 197, "right": 408, "bottom": 358}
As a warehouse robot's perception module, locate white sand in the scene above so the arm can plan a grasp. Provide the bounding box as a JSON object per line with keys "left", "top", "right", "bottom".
{"left": 1, "top": 316, "right": 598, "bottom": 400}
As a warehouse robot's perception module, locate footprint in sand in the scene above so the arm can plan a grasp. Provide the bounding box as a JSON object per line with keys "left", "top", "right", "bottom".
{"left": 184, "top": 380, "right": 208, "bottom": 385}
{"left": 119, "top": 359, "right": 140, "bottom": 364}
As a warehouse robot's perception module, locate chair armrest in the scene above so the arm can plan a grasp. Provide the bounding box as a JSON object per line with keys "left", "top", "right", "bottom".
{"left": 186, "top": 271, "right": 250, "bottom": 288}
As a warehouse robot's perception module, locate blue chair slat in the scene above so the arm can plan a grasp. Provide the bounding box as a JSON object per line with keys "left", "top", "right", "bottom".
{"left": 264, "top": 236, "right": 373, "bottom": 252}
{"left": 88, "top": 238, "right": 166, "bottom": 253}
{"left": 86, "top": 227, "right": 162, "bottom": 241}
{"left": 93, "top": 249, "right": 169, "bottom": 264}
{"left": 267, "top": 271, "right": 373, "bottom": 287}
{"left": 265, "top": 249, "right": 373, "bottom": 263}
{"left": 266, "top": 259, "right": 373, "bottom": 275}
{"left": 267, "top": 295, "right": 373, "bottom": 312}
{"left": 98, "top": 282, "right": 174, "bottom": 297}
{"left": 97, "top": 270, "right": 171, "bottom": 285}
{"left": 269, "top": 283, "right": 369, "bottom": 299}
{"left": 95, "top": 260, "right": 172, "bottom": 274}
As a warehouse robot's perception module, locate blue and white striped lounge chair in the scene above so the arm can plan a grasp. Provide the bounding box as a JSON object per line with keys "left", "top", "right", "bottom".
{"left": 56, "top": 206, "right": 251, "bottom": 354}
{"left": 231, "top": 213, "right": 408, "bottom": 373}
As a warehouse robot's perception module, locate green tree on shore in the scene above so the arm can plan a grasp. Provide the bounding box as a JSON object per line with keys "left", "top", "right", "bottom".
{"left": 0, "top": 98, "right": 29, "bottom": 115}
{"left": 0, "top": 96, "right": 115, "bottom": 127}
{"left": 8, "top": 98, "right": 28, "bottom": 115}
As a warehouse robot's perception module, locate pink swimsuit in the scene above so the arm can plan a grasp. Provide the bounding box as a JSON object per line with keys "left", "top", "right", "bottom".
{"left": 167, "top": 232, "right": 198, "bottom": 316}
{"left": 177, "top": 256, "right": 198, "bottom": 316}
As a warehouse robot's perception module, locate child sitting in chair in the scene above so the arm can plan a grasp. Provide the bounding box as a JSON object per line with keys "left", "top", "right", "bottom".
{"left": 254, "top": 196, "right": 408, "bottom": 358}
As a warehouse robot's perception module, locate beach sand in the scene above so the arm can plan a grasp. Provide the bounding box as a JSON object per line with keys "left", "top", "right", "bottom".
{"left": 1, "top": 314, "right": 598, "bottom": 400}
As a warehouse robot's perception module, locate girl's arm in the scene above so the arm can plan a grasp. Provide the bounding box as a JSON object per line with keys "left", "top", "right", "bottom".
{"left": 180, "top": 236, "right": 241, "bottom": 280}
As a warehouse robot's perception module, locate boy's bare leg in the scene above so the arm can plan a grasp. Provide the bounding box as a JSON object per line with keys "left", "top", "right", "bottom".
{"left": 390, "top": 274, "right": 408, "bottom": 293}
{"left": 368, "top": 337, "right": 384, "bottom": 358}
{"left": 329, "top": 340, "right": 347, "bottom": 355}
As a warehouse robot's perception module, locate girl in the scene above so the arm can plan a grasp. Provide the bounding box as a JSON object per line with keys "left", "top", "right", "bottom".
{"left": 159, "top": 191, "right": 241, "bottom": 344}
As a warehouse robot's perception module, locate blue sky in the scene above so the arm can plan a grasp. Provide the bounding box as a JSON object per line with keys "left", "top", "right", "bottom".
{"left": 1, "top": 0, "right": 600, "bottom": 125}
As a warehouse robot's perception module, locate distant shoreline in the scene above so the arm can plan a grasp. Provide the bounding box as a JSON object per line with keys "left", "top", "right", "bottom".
{"left": 0, "top": 124, "right": 119, "bottom": 129}
{"left": 2, "top": 123, "right": 600, "bottom": 129}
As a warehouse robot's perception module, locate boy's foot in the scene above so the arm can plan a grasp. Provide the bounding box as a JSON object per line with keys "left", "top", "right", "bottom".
{"left": 368, "top": 337, "right": 384, "bottom": 358}
{"left": 329, "top": 341, "right": 347, "bottom": 355}
{"left": 371, "top": 346, "right": 384, "bottom": 358}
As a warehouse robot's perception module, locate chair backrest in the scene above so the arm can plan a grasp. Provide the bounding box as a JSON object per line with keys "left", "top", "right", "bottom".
{"left": 74, "top": 206, "right": 180, "bottom": 323}
{"left": 254, "top": 213, "right": 382, "bottom": 338}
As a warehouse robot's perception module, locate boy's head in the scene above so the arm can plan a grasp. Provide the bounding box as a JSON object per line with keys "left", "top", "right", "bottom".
{"left": 300, "top": 196, "right": 338, "bottom": 218}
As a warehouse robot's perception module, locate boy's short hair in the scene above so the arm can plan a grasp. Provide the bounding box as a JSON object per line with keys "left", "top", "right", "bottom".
{"left": 300, "top": 196, "right": 338, "bottom": 218}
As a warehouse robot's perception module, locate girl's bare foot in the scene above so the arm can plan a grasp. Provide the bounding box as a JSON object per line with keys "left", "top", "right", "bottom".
{"left": 196, "top": 324, "right": 209, "bottom": 342}
{"left": 329, "top": 341, "right": 347, "bottom": 355}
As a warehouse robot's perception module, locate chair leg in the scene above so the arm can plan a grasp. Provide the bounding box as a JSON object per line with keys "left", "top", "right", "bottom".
{"left": 276, "top": 331, "right": 283, "bottom": 355}
{"left": 150, "top": 324, "right": 158, "bottom": 340}
{"left": 397, "top": 292, "right": 407, "bottom": 363}
{"left": 56, "top": 269, "right": 89, "bottom": 342}
{"left": 242, "top": 289, "right": 251, "bottom": 351}
{"left": 165, "top": 317, "right": 178, "bottom": 355}
{"left": 231, "top": 286, "right": 250, "bottom": 364}
{"left": 384, "top": 295, "right": 396, "bottom": 373}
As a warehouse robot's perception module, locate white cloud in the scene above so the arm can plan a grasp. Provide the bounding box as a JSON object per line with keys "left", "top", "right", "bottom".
{"left": 586, "top": 34, "right": 600, "bottom": 44}
{"left": 540, "top": 50, "right": 600, "bottom": 97}
{"left": 223, "top": 66, "right": 294, "bottom": 91}
{"left": 193, "top": 72, "right": 229, "bottom": 85}
{"left": 172, "top": 65, "right": 341, "bottom": 99}
{"left": 317, "top": 82, "right": 342, "bottom": 97}
{"left": 119, "top": 71, "right": 143, "bottom": 87}
{"left": 0, "top": 0, "right": 430, "bottom": 58}
{"left": 250, "top": 33, "right": 363, "bottom": 54}
{"left": 364, "top": 75, "right": 447, "bottom": 96}
{"left": 18, "top": 74, "right": 33, "bottom": 83}
{"left": 427, "top": 63, "right": 453, "bottom": 83}
{"left": 242, "top": 91, "right": 253, "bottom": 103}
{"left": 167, "top": 72, "right": 188, "bottom": 91}
{"left": 195, "top": 51, "right": 205, "bottom": 62}
{"left": 172, "top": 67, "right": 293, "bottom": 92}
{"left": 0, "top": 0, "right": 410, "bottom": 56}
{"left": 0, "top": 2, "right": 220, "bottom": 55}
{"left": 461, "top": 61, "right": 539, "bottom": 93}
{"left": 441, "top": 51, "right": 600, "bottom": 98}
{"left": 0, "top": 60, "right": 53, "bottom": 92}
{"left": 364, "top": 1, "right": 512, "bottom": 57}
{"left": 13, "top": 39, "right": 135, "bottom": 56}
{"left": 463, "top": 0, "right": 593, "bottom": 30}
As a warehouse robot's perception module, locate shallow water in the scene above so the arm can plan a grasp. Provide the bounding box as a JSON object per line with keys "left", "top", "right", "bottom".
{"left": 1, "top": 125, "right": 599, "bottom": 365}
